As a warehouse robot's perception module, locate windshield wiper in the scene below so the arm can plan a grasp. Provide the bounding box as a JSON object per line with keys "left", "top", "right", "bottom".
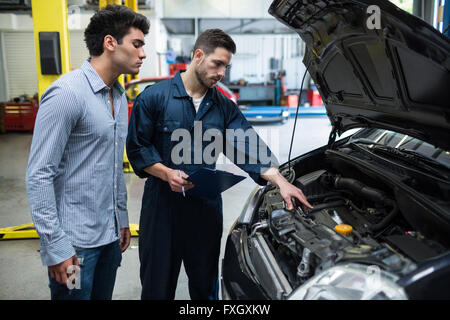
{"left": 350, "top": 139, "right": 450, "bottom": 181}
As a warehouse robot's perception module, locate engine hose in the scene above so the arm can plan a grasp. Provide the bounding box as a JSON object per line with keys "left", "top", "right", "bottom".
{"left": 333, "top": 176, "right": 390, "bottom": 205}
{"left": 319, "top": 195, "right": 367, "bottom": 215}
{"left": 306, "top": 200, "right": 346, "bottom": 214}
{"left": 331, "top": 177, "right": 399, "bottom": 231}
{"left": 306, "top": 192, "right": 344, "bottom": 203}
{"left": 320, "top": 174, "right": 399, "bottom": 232}
{"left": 369, "top": 200, "right": 398, "bottom": 232}
{"left": 320, "top": 195, "right": 398, "bottom": 232}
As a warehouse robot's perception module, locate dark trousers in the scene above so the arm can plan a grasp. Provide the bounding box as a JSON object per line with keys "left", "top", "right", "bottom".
{"left": 48, "top": 240, "right": 122, "bottom": 300}
{"left": 139, "top": 188, "right": 222, "bottom": 300}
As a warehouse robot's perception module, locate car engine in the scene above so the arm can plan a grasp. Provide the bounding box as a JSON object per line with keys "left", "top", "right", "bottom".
{"left": 244, "top": 146, "right": 449, "bottom": 299}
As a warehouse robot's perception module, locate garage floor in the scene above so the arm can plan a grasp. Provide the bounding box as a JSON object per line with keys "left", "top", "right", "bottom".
{"left": 0, "top": 116, "right": 334, "bottom": 299}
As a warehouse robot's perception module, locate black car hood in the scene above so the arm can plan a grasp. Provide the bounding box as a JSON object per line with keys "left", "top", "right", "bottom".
{"left": 269, "top": 0, "right": 450, "bottom": 150}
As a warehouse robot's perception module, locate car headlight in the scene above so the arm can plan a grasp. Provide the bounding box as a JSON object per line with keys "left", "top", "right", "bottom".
{"left": 237, "top": 186, "right": 265, "bottom": 224}
{"left": 288, "top": 263, "right": 408, "bottom": 300}
{"left": 282, "top": 111, "right": 290, "bottom": 117}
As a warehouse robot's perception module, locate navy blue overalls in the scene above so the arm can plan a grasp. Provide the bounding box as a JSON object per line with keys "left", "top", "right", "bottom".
{"left": 126, "top": 71, "right": 276, "bottom": 299}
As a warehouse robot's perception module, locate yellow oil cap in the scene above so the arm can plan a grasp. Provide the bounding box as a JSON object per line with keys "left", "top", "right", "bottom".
{"left": 335, "top": 224, "right": 353, "bottom": 236}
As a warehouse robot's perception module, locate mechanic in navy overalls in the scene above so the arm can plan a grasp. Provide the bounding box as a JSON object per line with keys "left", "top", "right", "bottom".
{"left": 126, "top": 29, "right": 313, "bottom": 300}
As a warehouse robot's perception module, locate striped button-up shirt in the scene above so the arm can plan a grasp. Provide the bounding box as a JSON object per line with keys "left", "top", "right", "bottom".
{"left": 26, "top": 60, "right": 129, "bottom": 266}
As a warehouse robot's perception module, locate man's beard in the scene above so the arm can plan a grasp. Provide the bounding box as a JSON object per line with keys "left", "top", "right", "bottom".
{"left": 194, "top": 67, "right": 215, "bottom": 89}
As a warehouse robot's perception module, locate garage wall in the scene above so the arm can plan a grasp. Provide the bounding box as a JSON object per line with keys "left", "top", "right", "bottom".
{"left": 229, "top": 34, "right": 304, "bottom": 89}
{"left": 139, "top": 17, "right": 169, "bottom": 78}
{"left": 169, "top": 33, "right": 305, "bottom": 89}
{"left": 0, "top": 30, "right": 302, "bottom": 100}
{"left": 0, "top": 9, "right": 163, "bottom": 101}
{"left": 0, "top": 33, "right": 8, "bottom": 102}
{"left": 0, "top": 31, "right": 91, "bottom": 101}
{"left": 69, "top": 31, "right": 89, "bottom": 70}
{"left": 163, "top": 0, "right": 274, "bottom": 19}
{"left": 2, "top": 32, "right": 38, "bottom": 100}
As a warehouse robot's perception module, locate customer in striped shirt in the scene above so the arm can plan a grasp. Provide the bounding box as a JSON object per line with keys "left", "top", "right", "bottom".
{"left": 26, "top": 5, "right": 149, "bottom": 300}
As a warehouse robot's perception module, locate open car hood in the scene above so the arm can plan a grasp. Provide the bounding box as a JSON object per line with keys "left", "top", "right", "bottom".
{"left": 269, "top": 0, "right": 450, "bottom": 150}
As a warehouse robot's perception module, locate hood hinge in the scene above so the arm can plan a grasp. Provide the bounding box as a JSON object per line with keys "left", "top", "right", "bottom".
{"left": 327, "top": 117, "right": 342, "bottom": 149}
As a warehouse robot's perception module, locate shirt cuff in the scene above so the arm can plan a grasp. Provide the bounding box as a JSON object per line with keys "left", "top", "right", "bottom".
{"left": 117, "top": 209, "right": 130, "bottom": 230}
{"left": 39, "top": 236, "right": 76, "bottom": 267}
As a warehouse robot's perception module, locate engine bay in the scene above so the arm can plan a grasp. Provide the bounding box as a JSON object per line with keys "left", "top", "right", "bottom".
{"left": 244, "top": 145, "right": 449, "bottom": 299}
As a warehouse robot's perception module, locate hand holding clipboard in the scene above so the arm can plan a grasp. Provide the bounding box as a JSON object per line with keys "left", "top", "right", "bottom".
{"left": 185, "top": 168, "right": 246, "bottom": 199}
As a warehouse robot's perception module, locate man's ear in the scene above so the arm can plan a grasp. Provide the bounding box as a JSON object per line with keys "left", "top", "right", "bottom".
{"left": 103, "top": 35, "right": 117, "bottom": 53}
{"left": 193, "top": 48, "right": 205, "bottom": 64}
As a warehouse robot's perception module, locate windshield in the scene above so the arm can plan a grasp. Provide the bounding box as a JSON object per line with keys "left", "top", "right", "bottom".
{"left": 350, "top": 129, "right": 450, "bottom": 169}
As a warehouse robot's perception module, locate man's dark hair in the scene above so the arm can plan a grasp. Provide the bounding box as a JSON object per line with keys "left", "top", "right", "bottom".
{"left": 193, "top": 29, "right": 236, "bottom": 56}
{"left": 84, "top": 4, "right": 150, "bottom": 57}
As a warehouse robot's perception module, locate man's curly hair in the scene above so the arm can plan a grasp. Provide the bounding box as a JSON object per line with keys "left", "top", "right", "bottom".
{"left": 84, "top": 4, "right": 150, "bottom": 57}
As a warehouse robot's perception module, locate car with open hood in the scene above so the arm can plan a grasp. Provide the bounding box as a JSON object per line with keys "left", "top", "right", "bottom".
{"left": 221, "top": 0, "right": 450, "bottom": 300}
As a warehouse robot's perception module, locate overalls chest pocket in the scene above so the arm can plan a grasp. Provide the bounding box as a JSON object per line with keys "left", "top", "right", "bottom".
{"left": 155, "top": 120, "right": 181, "bottom": 165}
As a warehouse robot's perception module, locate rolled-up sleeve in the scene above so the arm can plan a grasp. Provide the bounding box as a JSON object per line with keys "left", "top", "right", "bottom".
{"left": 126, "top": 91, "right": 163, "bottom": 178}
{"left": 223, "top": 100, "right": 279, "bottom": 186}
{"left": 26, "top": 85, "right": 81, "bottom": 266}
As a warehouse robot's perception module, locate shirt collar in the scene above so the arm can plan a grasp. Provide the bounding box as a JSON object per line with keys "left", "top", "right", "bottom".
{"left": 81, "top": 59, "right": 125, "bottom": 95}
{"left": 172, "top": 70, "right": 216, "bottom": 103}
{"left": 113, "top": 80, "right": 125, "bottom": 95}
{"left": 172, "top": 70, "right": 190, "bottom": 98}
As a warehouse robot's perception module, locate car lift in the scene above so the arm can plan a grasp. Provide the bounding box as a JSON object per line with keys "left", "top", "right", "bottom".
{"left": 31, "top": 0, "right": 71, "bottom": 99}
{"left": 0, "top": 223, "right": 140, "bottom": 240}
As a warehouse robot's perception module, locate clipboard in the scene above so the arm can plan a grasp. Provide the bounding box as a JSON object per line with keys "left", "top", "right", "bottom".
{"left": 185, "top": 168, "right": 246, "bottom": 199}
